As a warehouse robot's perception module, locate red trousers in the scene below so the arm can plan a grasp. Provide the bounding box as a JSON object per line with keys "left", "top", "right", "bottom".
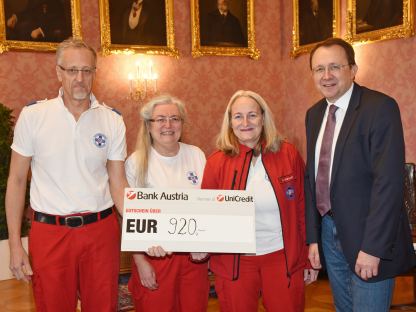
{"left": 215, "top": 250, "right": 305, "bottom": 312}
{"left": 129, "top": 254, "right": 209, "bottom": 312}
{"left": 29, "top": 212, "right": 120, "bottom": 312}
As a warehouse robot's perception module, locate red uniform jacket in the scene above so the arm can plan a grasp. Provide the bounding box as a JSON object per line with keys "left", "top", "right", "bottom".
{"left": 201, "top": 141, "right": 309, "bottom": 283}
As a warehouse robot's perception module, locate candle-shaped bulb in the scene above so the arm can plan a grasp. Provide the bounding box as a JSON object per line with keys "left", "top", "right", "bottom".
{"left": 135, "top": 60, "right": 140, "bottom": 78}
{"left": 128, "top": 73, "right": 133, "bottom": 96}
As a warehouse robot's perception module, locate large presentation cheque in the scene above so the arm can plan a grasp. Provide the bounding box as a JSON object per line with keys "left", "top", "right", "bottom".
{"left": 121, "top": 188, "right": 256, "bottom": 253}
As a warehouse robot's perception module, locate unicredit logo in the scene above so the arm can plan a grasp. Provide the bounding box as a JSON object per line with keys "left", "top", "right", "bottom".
{"left": 216, "top": 194, "right": 225, "bottom": 202}
{"left": 126, "top": 190, "right": 137, "bottom": 200}
{"left": 217, "top": 194, "right": 254, "bottom": 203}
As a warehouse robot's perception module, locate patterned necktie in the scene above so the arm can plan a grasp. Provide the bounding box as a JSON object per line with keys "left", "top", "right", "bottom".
{"left": 316, "top": 104, "right": 338, "bottom": 216}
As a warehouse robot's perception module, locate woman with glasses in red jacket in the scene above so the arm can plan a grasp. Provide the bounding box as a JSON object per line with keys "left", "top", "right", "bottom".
{"left": 201, "top": 90, "right": 317, "bottom": 312}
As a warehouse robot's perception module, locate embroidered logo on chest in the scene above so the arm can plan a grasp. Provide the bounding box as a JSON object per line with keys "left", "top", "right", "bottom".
{"left": 279, "top": 174, "right": 295, "bottom": 184}
{"left": 93, "top": 133, "right": 107, "bottom": 148}
{"left": 186, "top": 171, "right": 199, "bottom": 185}
{"left": 285, "top": 186, "right": 295, "bottom": 200}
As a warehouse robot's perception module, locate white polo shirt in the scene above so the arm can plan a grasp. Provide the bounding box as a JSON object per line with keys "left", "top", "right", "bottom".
{"left": 125, "top": 142, "right": 206, "bottom": 189}
{"left": 12, "top": 90, "right": 127, "bottom": 215}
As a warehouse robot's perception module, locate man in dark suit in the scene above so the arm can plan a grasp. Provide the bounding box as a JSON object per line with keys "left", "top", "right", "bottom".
{"left": 117, "top": 0, "right": 166, "bottom": 46}
{"left": 201, "top": 0, "right": 245, "bottom": 47}
{"left": 305, "top": 38, "right": 415, "bottom": 311}
{"left": 299, "top": 0, "right": 332, "bottom": 45}
{"left": 364, "top": 0, "right": 403, "bottom": 31}
{"left": 5, "top": 0, "right": 67, "bottom": 42}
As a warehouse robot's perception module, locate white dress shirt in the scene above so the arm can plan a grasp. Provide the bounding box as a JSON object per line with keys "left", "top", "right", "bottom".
{"left": 314, "top": 84, "right": 354, "bottom": 181}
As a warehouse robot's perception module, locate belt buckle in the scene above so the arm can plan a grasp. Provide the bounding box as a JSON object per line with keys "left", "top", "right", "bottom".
{"left": 65, "top": 216, "right": 84, "bottom": 228}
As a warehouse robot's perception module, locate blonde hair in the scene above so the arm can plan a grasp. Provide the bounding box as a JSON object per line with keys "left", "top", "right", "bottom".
{"left": 216, "top": 90, "right": 282, "bottom": 156}
{"left": 133, "top": 95, "right": 187, "bottom": 186}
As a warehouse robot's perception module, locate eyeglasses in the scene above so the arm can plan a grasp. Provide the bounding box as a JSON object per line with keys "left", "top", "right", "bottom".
{"left": 232, "top": 112, "right": 261, "bottom": 122}
{"left": 149, "top": 116, "right": 182, "bottom": 125}
{"left": 58, "top": 65, "right": 96, "bottom": 77}
{"left": 311, "top": 64, "right": 350, "bottom": 76}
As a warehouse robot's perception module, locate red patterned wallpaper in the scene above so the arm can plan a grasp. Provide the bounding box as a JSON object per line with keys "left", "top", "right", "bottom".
{"left": 0, "top": 1, "right": 415, "bottom": 162}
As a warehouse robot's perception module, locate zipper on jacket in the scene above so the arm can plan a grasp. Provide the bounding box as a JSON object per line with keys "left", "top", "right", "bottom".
{"left": 263, "top": 161, "right": 292, "bottom": 288}
{"left": 231, "top": 169, "right": 239, "bottom": 280}
{"left": 232, "top": 254, "right": 240, "bottom": 280}
{"left": 231, "top": 150, "right": 253, "bottom": 281}
{"left": 231, "top": 170, "right": 237, "bottom": 190}
{"left": 238, "top": 150, "right": 253, "bottom": 190}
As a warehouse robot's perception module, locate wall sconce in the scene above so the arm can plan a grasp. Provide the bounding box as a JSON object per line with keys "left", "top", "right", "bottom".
{"left": 128, "top": 59, "right": 158, "bottom": 101}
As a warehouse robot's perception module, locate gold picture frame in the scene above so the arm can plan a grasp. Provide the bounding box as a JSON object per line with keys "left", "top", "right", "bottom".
{"left": 292, "top": 0, "right": 340, "bottom": 57}
{"left": 0, "top": 0, "right": 81, "bottom": 54}
{"left": 191, "top": 0, "right": 259, "bottom": 59}
{"left": 99, "top": 0, "right": 178, "bottom": 57}
{"left": 345, "top": 0, "right": 414, "bottom": 44}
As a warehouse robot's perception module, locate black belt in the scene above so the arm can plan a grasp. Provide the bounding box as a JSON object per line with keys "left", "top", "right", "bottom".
{"left": 34, "top": 207, "right": 113, "bottom": 228}
{"left": 326, "top": 210, "right": 334, "bottom": 218}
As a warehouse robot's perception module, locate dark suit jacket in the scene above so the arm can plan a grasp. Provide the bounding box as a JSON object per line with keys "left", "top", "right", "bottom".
{"left": 201, "top": 9, "right": 245, "bottom": 46}
{"left": 365, "top": 0, "right": 403, "bottom": 29}
{"left": 5, "top": 0, "right": 67, "bottom": 42}
{"left": 299, "top": 0, "right": 332, "bottom": 45}
{"left": 119, "top": 0, "right": 166, "bottom": 46}
{"left": 305, "top": 83, "right": 415, "bottom": 281}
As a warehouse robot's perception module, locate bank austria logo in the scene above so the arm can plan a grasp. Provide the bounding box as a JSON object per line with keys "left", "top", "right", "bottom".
{"left": 130, "top": 190, "right": 189, "bottom": 200}
{"left": 216, "top": 194, "right": 225, "bottom": 202}
{"left": 126, "top": 190, "right": 137, "bottom": 200}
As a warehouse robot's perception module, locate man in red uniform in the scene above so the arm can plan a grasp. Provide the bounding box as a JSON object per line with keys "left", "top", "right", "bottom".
{"left": 6, "top": 38, "right": 128, "bottom": 311}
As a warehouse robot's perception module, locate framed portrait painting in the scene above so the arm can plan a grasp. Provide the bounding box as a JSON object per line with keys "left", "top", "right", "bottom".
{"left": 191, "top": 0, "right": 259, "bottom": 59}
{"left": 346, "top": 0, "right": 414, "bottom": 44}
{"left": 292, "top": 0, "right": 340, "bottom": 57}
{"left": 0, "top": 0, "right": 81, "bottom": 53}
{"left": 99, "top": 0, "right": 178, "bottom": 56}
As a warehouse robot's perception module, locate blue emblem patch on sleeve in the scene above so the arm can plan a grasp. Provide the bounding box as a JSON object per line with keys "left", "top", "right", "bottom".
{"left": 93, "top": 133, "right": 107, "bottom": 148}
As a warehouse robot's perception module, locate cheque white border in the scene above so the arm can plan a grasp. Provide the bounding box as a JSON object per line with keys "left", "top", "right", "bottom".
{"left": 121, "top": 188, "right": 256, "bottom": 253}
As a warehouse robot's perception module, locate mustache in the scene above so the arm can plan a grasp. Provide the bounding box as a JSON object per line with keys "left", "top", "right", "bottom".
{"left": 73, "top": 83, "right": 86, "bottom": 88}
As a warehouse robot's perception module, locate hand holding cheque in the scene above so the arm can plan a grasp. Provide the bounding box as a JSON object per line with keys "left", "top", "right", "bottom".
{"left": 121, "top": 188, "right": 256, "bottom": 253}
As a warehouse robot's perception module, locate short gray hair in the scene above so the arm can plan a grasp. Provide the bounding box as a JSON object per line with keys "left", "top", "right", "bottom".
{"left": 56, "top": 37, "right": 97, "bottom": 66}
